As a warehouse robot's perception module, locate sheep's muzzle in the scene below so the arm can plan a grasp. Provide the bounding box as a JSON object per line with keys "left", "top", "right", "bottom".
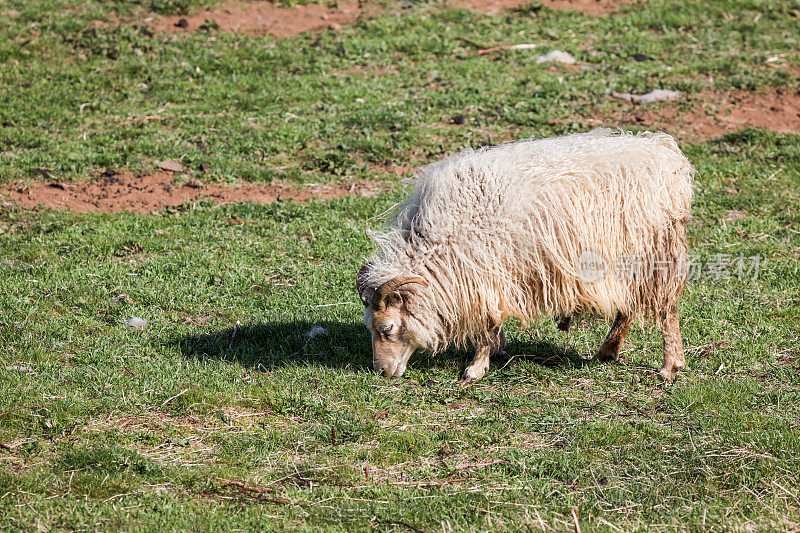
{"left": 372, "top": 338, "right": 414, "bottom": 377}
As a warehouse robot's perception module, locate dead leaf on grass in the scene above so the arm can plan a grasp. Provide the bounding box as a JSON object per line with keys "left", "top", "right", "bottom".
{"left": 156, "top": 159, "right": 185, "bottom": 173}
{"left": 724, "top": 210, "right": 748, "bottom": 222}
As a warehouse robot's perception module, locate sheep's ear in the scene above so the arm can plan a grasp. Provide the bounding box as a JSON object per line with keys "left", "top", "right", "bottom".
{"left": 356, "top": 263, "right": 374, "bottom": 306}
{"left": 386, "top": 291, "right": 403, "bottom": 308}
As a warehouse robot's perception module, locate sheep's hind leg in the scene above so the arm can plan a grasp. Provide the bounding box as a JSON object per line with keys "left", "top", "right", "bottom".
{"left": 556, "top": 316, "right": 571, "bottom": 332}
{"left": 594, "top": 311, "right": 633, "bottom": 362}
{"left": 460, "top": 327, "right": 505, "bottom": 383}
{"left": 658, "top": 304, "right": 685, "bottom": 381}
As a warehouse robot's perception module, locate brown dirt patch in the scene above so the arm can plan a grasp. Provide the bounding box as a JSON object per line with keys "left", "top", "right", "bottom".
{"left": 369, "top": 163, "right": 412, "bottom": 176}
{"left": 151, "top": 1, "right": 371, "bottom": 37}
{"left": 458, "top": 0, "right": 633, "bottom": 15}
{"left": 149, "top": 0, "right": 632, "bottom": 38}
{"left": 2, "top": 171, "right": 386, "bottom": 213}
{"left": 594, "top": 87, "right": 800, "bottom": 140}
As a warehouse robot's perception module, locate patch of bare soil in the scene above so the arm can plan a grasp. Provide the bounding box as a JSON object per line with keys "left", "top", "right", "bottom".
{"left": 151, "top": 1, "right": 372, "bottom": 37}
{"left": 369, "top": 163, "right": 412, "bottom": 176}
{"left": 596, "top": 87, "right": 800, "bottom": 140}
{"left": 149, "top": 0, "right": 632, "bottom": 38}
{"left": 458, "top": 0, "right": 633, "bottom": 15}
{"left": 2, "top": 171, "right": 385, "bottom": 213}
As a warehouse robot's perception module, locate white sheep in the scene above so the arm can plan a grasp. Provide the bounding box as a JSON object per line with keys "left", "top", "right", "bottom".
{"left": 357, "top": 129, "right": 694, "bottom": 381}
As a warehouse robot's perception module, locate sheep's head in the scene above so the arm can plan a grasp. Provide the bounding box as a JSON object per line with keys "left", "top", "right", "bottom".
{"left": 357, "top": 264, "right": 430, "bottom": 377}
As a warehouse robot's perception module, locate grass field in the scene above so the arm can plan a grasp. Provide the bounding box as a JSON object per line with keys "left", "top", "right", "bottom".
{"left": 1, "top": 0, "right": 800, "bottom": 531}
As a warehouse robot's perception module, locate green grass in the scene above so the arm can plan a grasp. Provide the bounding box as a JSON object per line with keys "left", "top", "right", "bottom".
{"left": 1, "top": 0, "right": 800, "bottom": 531}
{"left": 1, "top": 0, "right": 798, "bottom": 184}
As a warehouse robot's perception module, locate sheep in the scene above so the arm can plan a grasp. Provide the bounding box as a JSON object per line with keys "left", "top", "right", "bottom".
{"left": 357, "top": 129, "right": 694, "bottom": 382}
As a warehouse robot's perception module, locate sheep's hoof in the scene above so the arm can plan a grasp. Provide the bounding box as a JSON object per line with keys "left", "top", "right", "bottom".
{"left": 593, "top": 347, "right": 619, "bottom": 362}
{"left": 658, "top": 361, "right": 685, "bottom": 382}
{"left": 459, "top": 365, "right": 487, "bottom": 384}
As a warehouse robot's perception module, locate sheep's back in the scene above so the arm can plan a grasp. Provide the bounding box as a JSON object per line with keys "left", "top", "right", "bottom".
{"left": 404, "top": 129, "right": 694, "bottom": 262}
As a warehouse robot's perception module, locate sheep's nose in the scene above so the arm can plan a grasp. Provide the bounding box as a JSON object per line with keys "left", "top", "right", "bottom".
{"left": 374, "top": 361, "right": 393, "bottom": 377}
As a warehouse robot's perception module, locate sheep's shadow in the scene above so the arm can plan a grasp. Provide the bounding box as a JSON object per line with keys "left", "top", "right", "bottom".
{"left": 501, "top": 338, "right": 589, "bottom": 369}
{"left": 169, "top": 320, "right": 374, "bottom": 372}
{"left": 415, "top": 336, "right": 589, "bottom": 375}
{"left": 169, "top": 320, "right": 588, "bottom": 374}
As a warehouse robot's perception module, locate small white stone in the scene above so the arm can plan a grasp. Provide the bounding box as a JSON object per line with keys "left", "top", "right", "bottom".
{"left": 537, "top": 50, "right": 576, "bottom": 64}
{"left": 125, "top": 317, "right": 147, "bottom": 330}
{"left": 612, "top": 89, "right": 682, "bottom": 104}
{"left": 5, "top": 365, "right": 33, "bottom": 373}
{"left": 307, "top": 326, "right": 327, "bottom": 339}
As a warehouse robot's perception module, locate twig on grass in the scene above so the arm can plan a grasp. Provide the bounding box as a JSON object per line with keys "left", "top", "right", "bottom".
{"left": 619, "top": 398, "right": 652, "bottom": 420}
{"left": 595, "top": 517, "right": 624, "bottom": 532}
{"left": 0, "top": 395, "right": 65, "bottom": 417}
{"left": 291, "top": 472, "right": 354, "bottom": 488}
{"left": 534, "top": 507, "right": 547, "bottom": 532}
{"left": 572, "top": 507, "right": 581, "bottom": 533}
{"left": 376, "top": 520, "right": 424, "bottom": 533}
{"left": 103, "top": 492, "right": 137, "bottom": 503}
{"left": 183, "top": 316, "right": 212, "bottom": 328}
{"left": 499, "top": 352, "right": 566, "bottom": 371}
{"left": 388, "top": 478, "right": 471, "bottom": 487}
{"left": 456, "top": 36, "right": 487, "bottom": 50}
{"left": 685, "top": 339, "right": 730, "bottom": 354}
{"left": 218, "top": 481, "right": 304, "bottom": 507}
{"left": 478, "top": 43, "right": 537, "bottom": 55}
{"left": 228, "top": 320, "right": 241, "bottom": 349}
{"left": 772, "top": 480, "right": 800, "bottom": 506}
{"left": 452, "top": 459, "right": 509, "bottom": 472}
{"left": 119, "top": 115, "right": 173, "bottom": 125}
{"left": 161, "top": 388, "right": 188, "bottom": 407}
{"left": 498, "top": 354, "right": 519, "bottom": 371}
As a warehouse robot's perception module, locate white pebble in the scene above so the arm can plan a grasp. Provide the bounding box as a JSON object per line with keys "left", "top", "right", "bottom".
{"left": 307, "top": 326, "right": 327, "bottom": 339}
{"left": 536, "top": 50, "right": 576, "bottom": 64}
{"left": 125, "top": 317, "right": 147, "bottom": 330}
{"left": 612, "top": 89, "right": 682, "bottom": 104}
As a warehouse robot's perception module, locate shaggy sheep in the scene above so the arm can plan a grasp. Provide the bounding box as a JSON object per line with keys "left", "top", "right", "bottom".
{"left": 357, "top": 129, "right": 694, "bottom": 382}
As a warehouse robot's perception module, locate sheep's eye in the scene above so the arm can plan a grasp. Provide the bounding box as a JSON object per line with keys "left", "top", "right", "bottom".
{"left": 380, "top": 323, "right": 396, "bottom": 335}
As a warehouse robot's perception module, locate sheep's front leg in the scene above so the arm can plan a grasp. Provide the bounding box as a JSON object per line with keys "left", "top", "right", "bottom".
{"left": 460, "top": 327, "right": 505, "bottom": 382}
{"left": 658, "top": 304, "right": 685, "bottom": 381}
{"left": 594, "top": 311, "right": 633, "bottom": 362}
